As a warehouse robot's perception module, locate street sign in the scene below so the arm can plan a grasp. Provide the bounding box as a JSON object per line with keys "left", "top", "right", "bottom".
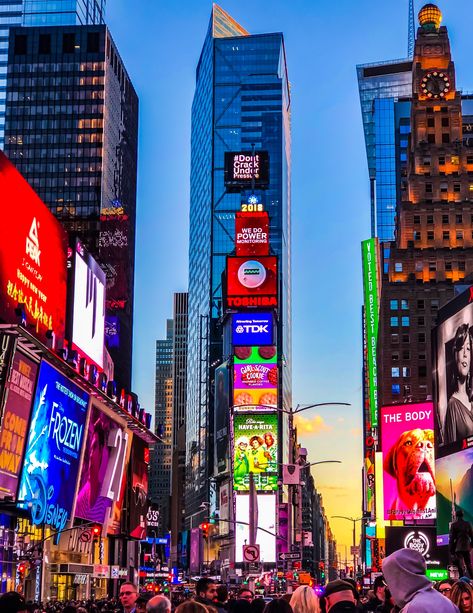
{"left": 243, "top": 544, "right": 260, "bottom": 563}
{"left": 278, "top": 552, "right": 301, "bottom": 562}
{"left": 350, "top": 546, "right": 360, "bottom": 556}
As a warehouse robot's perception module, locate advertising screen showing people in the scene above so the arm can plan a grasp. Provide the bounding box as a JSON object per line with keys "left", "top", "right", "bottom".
{"left": 233, "top": 413, "right": 278, "bottom": 492}
{"left": 381, "top": 403, "right": 436, "bottom": 521}
{"left": 17, "top": 361, "right": 89, "bottom": 533}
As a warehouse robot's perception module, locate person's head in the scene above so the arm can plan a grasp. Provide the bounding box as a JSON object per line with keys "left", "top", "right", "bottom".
{"left": 373, "top": 576, "right": 387, "bottom": 602}
{"left": 147, "top": 595, "right": 171, "bottom": 613}
{"left": 457, "top": 508, "right": 465, "bottom": 519}
{"left": 250, "top": 598, "right": 266, "bottom": 613}
{"left": 290, "top": 585, "right": 320, "bottom": 613}
{"left": 196, "top": 578, "right": 217, "bottom": 601}
{"left": 382, "top": 548, "right": 431, "bottom": 609}
{"left": 237, "top": 588, "right": 254, "bottom": 602}
{"left": 342, "top": 578, "right": 359, "bottom": 602}
{"left": 451, "top": 581, "right": 473, "bottom": 613}
{"left": 89, "top": 418, "right": 105, "bottom": 472}
{"left": 119, "top": 582, "right": 138, "bottom": 611}
{"left": 263, "top": 598, "right": 293, "bottom": 613}
{"left": 264, "top": 433, "right": 275, "bottom": 448}
{"left": 250, "top": 436, "right": 263, "bottom": 450}
{"left": 323, "top": 581, "right": 356, "bottom": 612}
{"left": 0, "top": 592, "right": 27, "bottom": 613}
{"left": 436, "top": 579, "right": 454, "bottom": 599}
{"left": 175, "top": 602, "right": 209, "bottom": 613}
{"left": 134, "top": 596, "right": 147, "bottom": 613}
{"left": 453, "top": 324, "right": 471, "bottom": 386}
{"left": 216, "top": 585, "right": 228, "bottom": 603}
{"left": 238, "top": 439, "right": 248, "bottom": 451}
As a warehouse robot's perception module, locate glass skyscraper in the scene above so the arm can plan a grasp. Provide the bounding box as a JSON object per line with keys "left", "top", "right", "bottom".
{"left": 0, "top": 0, "right": 105, "bottom": 147}
{"left": 186, "top": 4, "right": 291, "bottom": 518}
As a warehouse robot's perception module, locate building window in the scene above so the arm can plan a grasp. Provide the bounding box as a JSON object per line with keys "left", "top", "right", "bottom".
{"left": 440, "top": 182, "right": 448, "bottom": 193}
{"left": 454, "top": 183, "right": 461, "bottom": 193}
{"left": 39, "top": 34, "right": 51, "bottom": 54}
{"left": 427, "top": 215, "right": 434, "bottom": 224}
{"left": 390, "top": 300, "right": 398, "bottom": 310}
{"left": 63, "top": 33, "right": 76, "bottom": 53}
{"left": 443, "top": 231, "right": 450, "bottom": 240}
{"left": 423, "top": 157, "right": 431, "bottom": 166}
{"left": 429, "top": 261, "right": 436, "bottom": 271}
{"left": 418, "top": 316, "right": 425, "bottom": 326}
{"left": 442, "top": 215, "right": 449, "bottom": 224}
{"left": 403, "top": 350, "right": 411, "bottom": 360}
{"left": 427, "top": 231, "right": 434, "bottom": 240}
{"left": 419, "top": 353, "right": 426, "bottom": 361}
{"left": 392, "top": 384, "right": 401, "bottom": 395}
{"left": 392, "top": 367, "right": 400, "bottom": 378}
{"left": 445, "top": 261, "right": 452, "bottom": 271}
{"left": 401, "top": 316, "right": 410, "bottom": 327}
{"left": 87, "top": 32, "right": 100, "bottom": 53}
{"left": 390, "top": 317, "right": 399, "bottom": 327}
{"left": 442, "top": 118, "right": 450, "bottom": 127}
{"left": 439, "top": 156, "right": 446, "bottom": 165}
{"left": 427, "top": 118, "right": 435, "bottom": 128}
{"left": 395, "top": 262, "right": 403, "bottom": 272}
{"left": 414, "top": 231, "right": 421, "bottom": 240}
{"left": 402, "top": 367, "right": 411, "bottom": 377}
{"left": 442, "top": 133, "right": 450, "bottom": 143}
{"left": 415, "top": 261, "right": 423, "bottom": 272}
{"left": 419, "top": 365, "right": 427, "bottom": 377}
{"left": 459, "top": 261, "right": 466, "bottom": 271}
{"left": 418, "top": 332, "right": 426, "bottom": 342}
{"left": 14, "top": 34, "right": 27, "bottom": 55}
{"left": 401, "top": 300, "right": 409, "bottom": 310}
{"left": 392, "top": 353, "right": 399, "bottom": 362}
{"left": 425, "top": 183, "right": 433, "bottom": 193}
{"left": 431, "top": 299, "right": 439, "bottom": 310}
{"left": 414, "top": 215, "right": 421, "bottom": 224}
{"left": 428, "top": 134, "right": 435, "bottom": 143}
{"left": 457, "top": 230, "right": 463, "bottom": 240}
{"left": 417, "top": 299, "right": 425, "bottom": 309}
{"left": 391, "top": 334, "right": 399, "bottom": 344}
{"left": 402, "top": 334, "right": 410, "bottom": 343}
{"left": 456, "top": 214, "right": 463, "bottom": 223}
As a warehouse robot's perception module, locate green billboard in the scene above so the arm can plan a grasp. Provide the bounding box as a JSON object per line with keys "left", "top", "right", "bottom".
{"left": 362, "top": 238, "right": 380, "bottom": 427}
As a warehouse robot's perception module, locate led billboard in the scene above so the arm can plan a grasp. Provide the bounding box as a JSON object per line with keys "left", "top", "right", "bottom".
{"left": 433, "top": 288, "right": 473, "bottom": 451}
{"left": 70, "top": 240, "right": 106, "bottom": 370}
{"left": 107, "top": 429, "right": 133, "bottom": 535}
{"left": 235, "top": 211, "right": 269, "bottom": 256}
{"left": 74, "top": 401, "right": 128, "bottom": 524}
{"left": 0, "top": 351, "right": 38, "bottom": 500}
{"left": 385, "top": 526, "right": 448, "bottom": 569}
{"left": 235, "top": 493, "right": 276, "bottom": 563}
{"left": 234, "top": 346, "right": 277, "bottom": 364}
{"left": 224, "top": 151, "right": 269, "bottom": 191}
{"left": 17, "top": 361, "right": 88, "bottom": 533}
{"left": 129, "top": 436, "right": 149, "bottom": 539}
{"left": 226, "top": 256, "right": 278, "bottom": 309}
{"left": 0, "top": 152, "right": 68, "bottom": 342}
{"left": 232, "top": 313, "right": 274, "bottom": 346}
{"left": 215, "top": 363, "right": 230, "bottom": 474}
{"left": 233, "top": 413, "right": 278, "bottom": 492}
{"left": 381, "top": 403, "right": 436, "bottom": 521}
{"left": 361, "top": 239, "right": 380, "bottom": 427}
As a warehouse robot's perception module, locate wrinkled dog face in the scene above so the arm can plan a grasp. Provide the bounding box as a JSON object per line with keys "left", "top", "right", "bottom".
{"left": 385, "top": 429, "right": 435, "bottom": 509}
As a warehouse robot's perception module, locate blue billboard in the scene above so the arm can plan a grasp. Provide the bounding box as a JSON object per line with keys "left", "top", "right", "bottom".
{"left": 232, "top": 312, "right": 273, "bottom": 346}
{"left": 17, "top": 361, "right": 89, "bottom": 533}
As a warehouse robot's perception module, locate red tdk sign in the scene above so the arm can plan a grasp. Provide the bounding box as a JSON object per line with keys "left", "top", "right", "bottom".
{"left": 235, "top": 212, "right": 269, "bottom": 257}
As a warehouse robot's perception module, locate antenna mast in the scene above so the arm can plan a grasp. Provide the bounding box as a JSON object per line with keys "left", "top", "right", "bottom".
{"left": 408, "top": 0, "right": 415, "bottom": 58}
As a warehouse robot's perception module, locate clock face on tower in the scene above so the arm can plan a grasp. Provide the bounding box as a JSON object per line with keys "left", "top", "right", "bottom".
{"left": 420, "top": 71, "right": 451, "bottom": 99}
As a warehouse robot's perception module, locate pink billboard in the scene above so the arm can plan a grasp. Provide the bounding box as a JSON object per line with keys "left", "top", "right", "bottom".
{"left": 233, "top": 363, "right": 278, "bottom": 389}
{"left": 381, "top": 402, "right": 436, "bottom": 521}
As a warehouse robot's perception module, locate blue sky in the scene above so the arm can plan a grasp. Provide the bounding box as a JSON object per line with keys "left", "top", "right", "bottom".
{"left": 106, "top": 1, "right": 473, "bottom": 549}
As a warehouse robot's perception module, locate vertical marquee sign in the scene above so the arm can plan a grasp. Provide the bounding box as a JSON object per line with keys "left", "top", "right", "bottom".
{"left": 362, "top": 239, "right": 380, "bottom": 427}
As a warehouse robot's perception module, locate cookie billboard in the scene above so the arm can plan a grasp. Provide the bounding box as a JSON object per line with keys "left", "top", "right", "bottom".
{"left": 381, "top": 403, "right": 436, "bottom": 521}
{"left": 233, "top": 413, "right": 278, "bottom": 492}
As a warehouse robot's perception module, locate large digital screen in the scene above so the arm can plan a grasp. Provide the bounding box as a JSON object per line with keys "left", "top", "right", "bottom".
{"left": 385, "top": 527, "right": 448, "bottom": 570}
{"left": 233, "top": 413, "right": 278, "bottom": 492}
{"left": 232, "top": 313, "right": 273, "bottom": 347}
{"left": 235, "top": 493, "right": 276, "bottom": 563}
{"left": 17, "top": 361, "right": 88, "bottom": 533}
{"left": 129, "top": 436, "right": 149, "bottom": 539}
{"left": 362, "top": 239, "right": 380, "bottom": 428}
{"left": 235, "top": 212, "right": 269, "bottom": 256}
{"left": 215, "top": 363, "right": 230, "bottom": 474}
{"left": 0, "top": 152, "right": 68, "bottom": 342}
{"left": 226, "top": 256, "right": 278, "bottom": 309}
{"left": 436, "top": 446, "right": 473, "bottom": 545}
{"left": 0, "top": 351, "right": 38, "bottom": 500}
{"left": 74, "top": 401, "right": 128, "bottom": 524}
{"left": 381, "top": 403, "right": 436, "bottom": 521}
{"left": 224, "top": 151, "right": 269, "bottom": 191}
{"left": 433, "top": 289, "right": 473, "bottom": 451}
{"left": 107, "top": 429, "right": 133, "bottom": 535}
{"left": 71, "top": 240, "right": 106, "bottom": 370}
{"left": 233, "top": 346, "right": 278, "bottom": 410}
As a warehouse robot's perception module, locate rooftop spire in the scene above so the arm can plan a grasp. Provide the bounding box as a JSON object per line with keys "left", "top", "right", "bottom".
{"left": 408, "top": 0, "right": 415, "bottom": 58}
{"left": 212, "top": 3, "right": 249, "bottom": 38}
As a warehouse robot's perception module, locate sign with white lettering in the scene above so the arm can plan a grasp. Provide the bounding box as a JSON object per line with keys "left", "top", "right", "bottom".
{"left": 362, "top": 239, "right": 380, "bottom": 427}
{"left": 224, "top": 151, "right": 269, "bottom": 191}
{"left": 235, "top": 212, "right": 269, "bottom": 257}
{"left": 232, "top": 313, "right": 273, "bottom": 346}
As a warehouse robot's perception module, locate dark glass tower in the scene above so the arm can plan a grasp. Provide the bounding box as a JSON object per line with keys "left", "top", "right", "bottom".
{"left": 186, "top": 5, "right": 291, "bottom": 518}
{"left": 4, "top": 24, "right": 138, "bottom": 389}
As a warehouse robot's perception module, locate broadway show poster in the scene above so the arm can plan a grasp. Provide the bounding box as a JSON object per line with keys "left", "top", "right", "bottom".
{"left": 0, "top": 351, "right": 38, "bottom": 500}
{"left": 129, "top": 436, "right": 149, "bottom": 539}
{"left": 381, "top": 403, "right": 436, "bottom": 521}
{"left": 233, "top": 413, "right": 278, "bottom": 492}
{"left": 17, "top": 361, "right": 89, "bottom": 533}
{"left": 75, "top": 402, "right": 128, "bottom": 524}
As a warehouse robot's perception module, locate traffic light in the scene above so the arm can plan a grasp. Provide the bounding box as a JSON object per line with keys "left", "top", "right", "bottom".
{"left": 200, "top": 522, "right": 209, "bottom": 539}
{"left": 17, "top": 562, "right": 27, "bottom": 582}
{"left": 92, "top": 524, "right": 102, "bottom": 542}
{"left": 319, "top": 561, "right": 325, "bottom": 581}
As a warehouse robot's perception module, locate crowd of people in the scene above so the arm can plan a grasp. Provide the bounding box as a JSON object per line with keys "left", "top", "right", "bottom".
{"left": 2, "top": 548, "right": 473, "bottom": 613}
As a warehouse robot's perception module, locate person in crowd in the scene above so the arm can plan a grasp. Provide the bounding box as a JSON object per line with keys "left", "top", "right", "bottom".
{"left": 382, "top": 547, "right": 460, "bottom": 612}
{"left": 0, "top": 591, "right": 28, "bottom": 613}
{"left": 322, "top": 580, "right": 358, "bottom": 612}
{"left": 263, "top": 599, "right": 293, "bottom": 613}
{"left": 450, "top": 509, "right": 473, "bottom": 578}
{"left": 251, "top": 598, "right": 266, "bottom": 613}
{"left": 451, "top": 581, "right": 473, "bottom": 613}
{"left": 195, "top": 578, "right": 219, "bottom": 609}
{"left": 436, "top": 580, "right": 455, "bottom": 600}
{"left": 175, "top": 602, "right": 209, "bottom": 613}
{"left": 62, "top": 607, "right": 77, "bottom": 613}
{"left": 134, "top": 597, "right": 148, "bottom": 613}
{"left": 237, "top": 589, "right": 254, "bottom": 603}
{"left": 119, "top": 582, "right": 139, "bottom": 613}
{"left": 290, "top": 585, "right": 320, "bottom": 613}
{"left": 146, "top": 595, "right": 171, "bottom": 613}
{"left": 216, "top": 585, "right": 229, "bottom": 610}
{"left": 362, "top": 576, "right": 386, "bottom": 612}
{"left": 444, "top": 324, "right": 473, "bottom": 445}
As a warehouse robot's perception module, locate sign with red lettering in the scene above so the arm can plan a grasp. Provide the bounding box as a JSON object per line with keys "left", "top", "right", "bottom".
{"left": 226, "top": 256, "right": 278, "bottom": 310}
{"left": 235, "top": 212, "right": 269, "bottom": 256}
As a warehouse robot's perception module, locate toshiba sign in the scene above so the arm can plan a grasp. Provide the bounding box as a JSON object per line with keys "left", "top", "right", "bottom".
{"left": 0, "top": 152, "right": 68, "bottom": 341}
{"left": 226, "top": 256, "right": 278, "bottom": 310}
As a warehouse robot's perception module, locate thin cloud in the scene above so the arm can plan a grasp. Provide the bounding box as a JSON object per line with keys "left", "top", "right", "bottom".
{"left": 351, "top": 427, "right": 362, "bottom": 438}
{"left": 294, "top": 414, "right": 332, "bottom": 435}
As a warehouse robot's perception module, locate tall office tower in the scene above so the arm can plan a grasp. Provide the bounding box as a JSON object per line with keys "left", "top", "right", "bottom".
{"left": 0, "top": 1, "right": 105, "bottom": 148}
{"left": 186, "top": 4, "right": 291, "bottom": 520}
{"left": 377, "top": 4, "right": 473, "bottom": 406}
{"left": 149, "top": 320, "right": 174, "bottom": 534}
{"left": 4, "top": 25, "right": 138, "bottom": 389}
{"left": 170, "top": 292, "right": 188, "bottom": 566}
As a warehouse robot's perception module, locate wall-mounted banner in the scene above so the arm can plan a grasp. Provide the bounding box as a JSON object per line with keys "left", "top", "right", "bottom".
{"left": 362, "top": 239, "right": 380, "bottom": 427}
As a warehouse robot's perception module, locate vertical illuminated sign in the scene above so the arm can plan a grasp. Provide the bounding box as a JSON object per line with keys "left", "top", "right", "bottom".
{"left": 362, "top": 239, "right": 380, "bottom": 427}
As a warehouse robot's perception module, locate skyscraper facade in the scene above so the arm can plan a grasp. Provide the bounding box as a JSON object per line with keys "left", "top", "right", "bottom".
{"left": 3, "top": 24, "right": 138, "bottom": 389}
{"left": 186, "top": 4, "right": 291, "bottom": 519}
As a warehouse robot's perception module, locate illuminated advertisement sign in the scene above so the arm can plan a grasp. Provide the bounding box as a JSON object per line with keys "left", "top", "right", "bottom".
{"left": 433, "top": 288, "right": 473, "bottom": 451}
{"left": 233, "top": 346, "right": 277, "bottom": 409}
{"left": 70, "top": 240, "right": 106, "bottom": 370}
{"left": 362, "top": 239, "right": 380, "bottom": 427}
{"left": 0, "top": 351, "right": 38, "bottom": 500}
{"left": 0, "top": 152, "right": 68, "bottom": 341}
{"left": 74, "top": 401, "right": 128, "bottom": 524}
{"left": 232, "top": 313, "right": 273, "bottom": 346}
{"left": 17, "top": 361, "right": 88, "bottom": 533}
{"left": 129, "top": 436, "right": 149, "bottom": 539}
{"left": 235, "top": 212, "right": 269, "bottom": 256}
{"left": 215, "top": 363, "right": 230, "bottom": 474}
{"left": 381, "top": 403, "right": 436, "bottom": 521}
{"left": 224, "top": 151, "right": 269, "bottom": 191}
{"left": 226, "top": 256, "right": 278, "bottom": 309}
{"left": 233, "top": 413, "right": 278, "bottom": 492}
{"left": 108, "top": 429, "right": 132, "bottom": 535}
{"left": 219, "top": 482, "right": 230, "bottom": 537}
{"left": 436, "top": 446, "right": 473, "bottom": 545}
{"left": 235, "top": 493, "right": 276, "bottom": 563}
{"left": 385, "top": 527, "right": 448, "bottom": 569}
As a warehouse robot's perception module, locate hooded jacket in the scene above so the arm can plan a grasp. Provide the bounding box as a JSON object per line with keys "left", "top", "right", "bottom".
{"left": 382, "top": 548, "right": 460, "bottom": 613}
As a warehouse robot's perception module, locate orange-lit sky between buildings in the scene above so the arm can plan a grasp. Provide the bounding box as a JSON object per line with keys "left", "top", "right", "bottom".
{"left": 105, "top": 0, "right": 473, "bottom": 551}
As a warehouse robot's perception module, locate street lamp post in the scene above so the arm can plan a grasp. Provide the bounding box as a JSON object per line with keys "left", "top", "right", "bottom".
{"left": 332, "top": 516, "right": 363, "bottom": 577}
